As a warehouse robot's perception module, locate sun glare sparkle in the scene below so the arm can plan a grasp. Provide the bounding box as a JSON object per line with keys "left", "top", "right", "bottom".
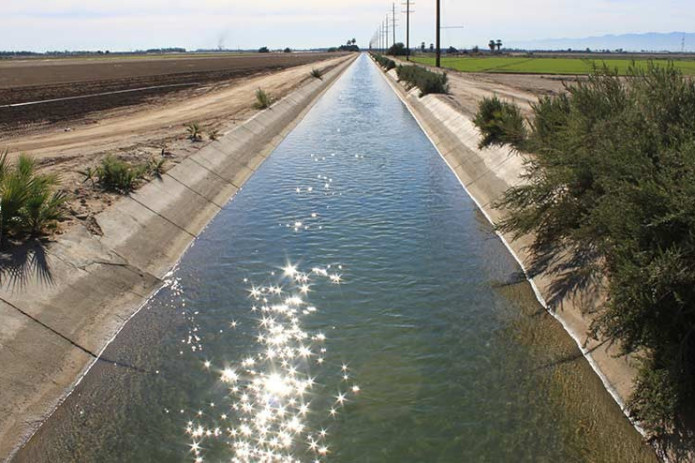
{"left": 187, "top": 264, "right": 359, "bottom": 462}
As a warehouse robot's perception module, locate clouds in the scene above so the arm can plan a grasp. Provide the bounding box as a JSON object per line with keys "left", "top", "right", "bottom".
{"left": 6, "top": 0, "right": 694, "bottom": 51}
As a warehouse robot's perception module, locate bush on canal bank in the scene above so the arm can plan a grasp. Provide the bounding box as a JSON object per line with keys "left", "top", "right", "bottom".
{"left": 472, "top": 96, "right": 526, "bottom": 150}
{"left": 372, "top": 53, "right": 396, "bottom": 71}
{"left": 80, "top": 155, "right": 167, "bottom": 194}
{"left": 473, "top": 62, "right": 695, "bottom": 439}
{"left": 396, "top": 64, "right": 449, "bottom": 97}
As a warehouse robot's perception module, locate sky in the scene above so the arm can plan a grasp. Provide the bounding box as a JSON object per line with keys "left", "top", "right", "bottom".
{"left": 5, "top": 0, "right": 695, "bottom": 52}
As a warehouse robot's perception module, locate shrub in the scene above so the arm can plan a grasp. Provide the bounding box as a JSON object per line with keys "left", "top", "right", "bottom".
{"left": 186, "top": 123, "right": 202, "bottom": 142}
{"left": 372, "top": 54, "right": 396, "bottom": 71}
{"left": 93, "top": 155, "right": 146, "bottom": 193}
{"left": 396, "top": 65, "right": 449, "bottom": 97}
{"left": 0, "top": 152, "right": 67, "bottom": 241}
{"left": 253, "top": 88, "right": 273, "bottom": 109}
{"left": 490, "top": 63, "right": 695, "bottom": 437}
{"left": 208, "top": 129, "right": 220, "bottom": 141}
{"left": 472, "top": 96, "right": 527, "bottom": 150}
{"left": 80, "top": 155, "right": 167, "bottom": 193}
{"left": 311, "top": 68, "right": 323, "bottom": 80}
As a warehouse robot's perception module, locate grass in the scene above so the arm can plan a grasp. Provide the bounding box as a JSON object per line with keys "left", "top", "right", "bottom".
{"left": 80, "top": 155, "right": 167, "bottom": 193}
{"left": 253, "top": 88, "right": 273, "bottom": 109}
{"left": 411, "top": 55, "right": 695, "bottom": 75}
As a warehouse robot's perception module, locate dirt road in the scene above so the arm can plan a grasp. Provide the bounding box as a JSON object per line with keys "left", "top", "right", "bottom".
{"left": 0, "top": 53, "right": 346, "bottom": 127}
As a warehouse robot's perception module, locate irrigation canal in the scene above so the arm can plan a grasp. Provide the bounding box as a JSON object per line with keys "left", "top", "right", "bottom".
{"left": 15, "top": 54, "right": 656, "bottom": 462}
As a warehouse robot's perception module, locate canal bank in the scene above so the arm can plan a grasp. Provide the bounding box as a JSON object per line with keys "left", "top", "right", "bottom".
{"left": 0, "top": 53, "right": 357, "bottom": 461}
{"left": 372, "top": 59, "right": 644, "bottom": 435}
{"left": 12, "top": 53, "right": 654, "bottom": 463}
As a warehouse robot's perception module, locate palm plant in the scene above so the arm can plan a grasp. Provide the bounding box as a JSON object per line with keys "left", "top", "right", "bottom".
{"left": 488, "top": 40, "right": 496, "bottom": 52}
{"left": 186, "top": 122, "right": 203, "bottom": 142}
{"left": 0, "top": 152, "right": 68, "bottom": 242}
{"left": 310, "top": 68, "right": 323, "bottom": 80}
{"left": 22, "top": 188, "right": 68, "bottom": 236}
{"left": 496, "top": 39, "right": 503, "bottom": 51}
{"left": 147, "top": 157, "right": 167, "bottom": 179}
{"left": 78, "top": 166, "right": 97, "bottom": 185}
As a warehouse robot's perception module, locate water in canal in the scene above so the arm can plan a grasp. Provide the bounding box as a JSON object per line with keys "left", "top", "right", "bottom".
{"left": 16, "top": 54, "right": 656, "bottom": 462}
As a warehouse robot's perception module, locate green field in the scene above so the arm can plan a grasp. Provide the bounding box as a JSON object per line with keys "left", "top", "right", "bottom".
{"left": 410, "top": 56, "right": 695, "bottom": 75}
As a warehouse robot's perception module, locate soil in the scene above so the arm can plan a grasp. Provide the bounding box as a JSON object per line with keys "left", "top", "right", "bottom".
{"left": 0, "top": 53, "right": 344, "bottom": 127}
{"left": 392, "top": 57, "right": 574, "bottom": 117}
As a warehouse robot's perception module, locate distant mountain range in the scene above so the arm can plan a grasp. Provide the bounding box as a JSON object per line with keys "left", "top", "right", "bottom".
{"left": 508, "top": 32, "right": 695, "bottom": 52}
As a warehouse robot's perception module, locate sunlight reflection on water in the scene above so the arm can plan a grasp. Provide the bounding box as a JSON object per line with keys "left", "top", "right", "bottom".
{"left": 185, "top": 265, "right": 358, "bottom": 463}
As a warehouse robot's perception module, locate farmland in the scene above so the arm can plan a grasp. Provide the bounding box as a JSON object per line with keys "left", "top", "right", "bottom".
{"left": 0, "top": 52, "right": 344, "bottom": 126}
{"left": 410, "top": 55, "right": 695, "bottom": 75}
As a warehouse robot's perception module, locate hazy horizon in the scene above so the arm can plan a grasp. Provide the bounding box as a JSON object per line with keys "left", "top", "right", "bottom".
{"left": 6, "top": 0, "right": 695, "bottom": 52}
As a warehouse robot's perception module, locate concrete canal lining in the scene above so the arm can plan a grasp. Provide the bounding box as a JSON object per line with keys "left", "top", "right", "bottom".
{"left": 373, "top": 59, "right": 643, "bottom": 435}
{"left": 0, "top": 54, "right": 357, "bottom": 461}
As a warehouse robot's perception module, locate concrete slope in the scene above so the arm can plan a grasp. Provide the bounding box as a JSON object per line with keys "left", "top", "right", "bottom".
{"left": 0, "top": 54, "right": 357, "bottom": 461}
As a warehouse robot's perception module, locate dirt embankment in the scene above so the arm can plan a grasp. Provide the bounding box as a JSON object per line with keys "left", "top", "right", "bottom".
{"left": 0, "top": 54, "right": 351, "bottom": 234}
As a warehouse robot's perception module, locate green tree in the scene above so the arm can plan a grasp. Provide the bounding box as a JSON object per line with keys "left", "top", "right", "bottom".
{"left": 474, "top": 63, "right": 695, "bottom": 439}
{"left": 388, "top": 42, "right": 408, "bottom": 56}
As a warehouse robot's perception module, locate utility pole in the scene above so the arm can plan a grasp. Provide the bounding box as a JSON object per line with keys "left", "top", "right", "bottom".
{"left": 385, "top": 15, "right": 390, "bottom": 51}
{"left": 436, "top": 0, "right": 441, "bottom": 67}
{"left": 404, "top": 0, "right": 412, "bottom": 60}
{"left": 379, "top": 24, "right": 383, "bottom": 52}
{"left": 392, "top": 3, "right": 397, "bottom": 47}
{"left": 380, "top": 21, "right": 384, "bottom": 52}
